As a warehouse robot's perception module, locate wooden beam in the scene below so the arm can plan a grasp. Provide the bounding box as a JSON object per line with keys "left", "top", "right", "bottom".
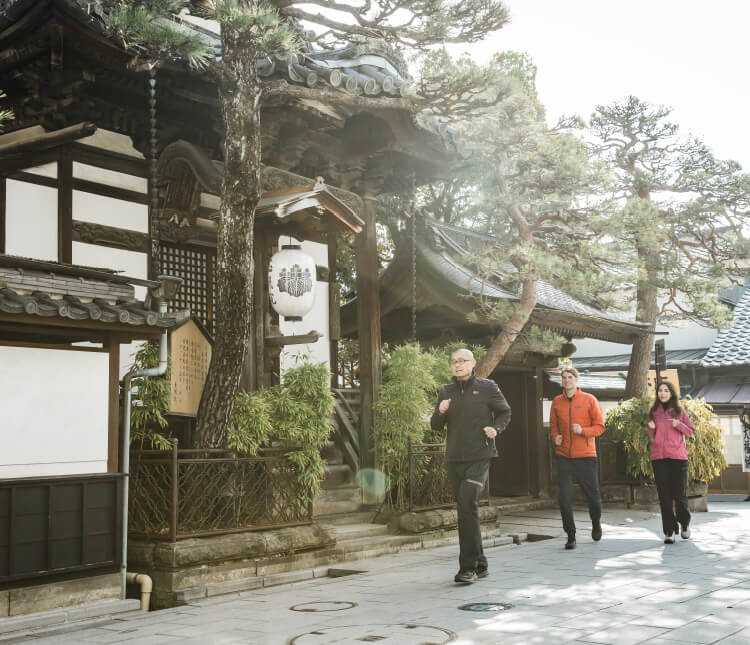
{"left": 0, "top": 176, "right": 5, "bottom": 254}
{"left": 264, "top": 331, "right": 321, "bottom": 347}
{"left": 0, "top": 122, "right": 97, "bottom": 156}
{"left": 58, "top": 149, "right": 72, "bottom": 263}
{"left": 0, "top": 312, "right": 163, "bottom": 339}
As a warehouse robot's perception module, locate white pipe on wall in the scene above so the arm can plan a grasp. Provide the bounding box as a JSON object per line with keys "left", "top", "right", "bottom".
{"left": 126, "top": 572, "right": 153, "bottom": 611}
{"left": 120, "top": 308, "right": 169, "bottom": 602}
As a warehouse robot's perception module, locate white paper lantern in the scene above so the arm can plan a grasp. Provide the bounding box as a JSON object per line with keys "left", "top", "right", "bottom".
{"left": 268, "top": 244, "right": 316, "bottom": 321}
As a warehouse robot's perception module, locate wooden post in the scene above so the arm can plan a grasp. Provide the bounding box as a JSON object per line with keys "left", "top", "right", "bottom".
{"left": 58, "top": 150, "right": 72, "bottom": 263}
{"left": 170, "top": 438, "right": 179, "bottom": 542}
{"left": 354, "top": 192, "right": 381, "bottom": 472}
{"left": 328, "top": 231, "right": 339, "bottom": 388}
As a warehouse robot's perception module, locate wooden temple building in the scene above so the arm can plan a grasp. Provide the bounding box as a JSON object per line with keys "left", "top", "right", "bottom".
{"left": 0, "top": 0, "right": 467, "bottom": 613}
{"left": 341, "top": 215, "right": 649, "bottom": 498}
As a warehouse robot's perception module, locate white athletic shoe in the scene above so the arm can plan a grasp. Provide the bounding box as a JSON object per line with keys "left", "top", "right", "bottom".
{"left": 681, "top": 527, "right": 691, "bottom": 540}
{"left": 664, "top": 534, "right": 675, "bottom": 544}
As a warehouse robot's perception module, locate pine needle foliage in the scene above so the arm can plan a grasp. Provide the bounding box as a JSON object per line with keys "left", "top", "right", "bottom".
{"left": 374, "top": 343, "right": 437, "bottom": 509}
{"left": 605, "top": 397, "right": 727, "bottom": 484}
{"left": 92, "top": 1, "right": 214, "bottom": 68}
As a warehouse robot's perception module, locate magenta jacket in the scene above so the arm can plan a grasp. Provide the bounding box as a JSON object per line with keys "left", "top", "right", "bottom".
{"left": 648, "top": 406, "right": 695, "bottom": 461}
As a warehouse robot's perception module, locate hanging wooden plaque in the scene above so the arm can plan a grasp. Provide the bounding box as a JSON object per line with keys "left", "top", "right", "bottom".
{"left": 169, "top": 319, "right": 212, "bottom": 416}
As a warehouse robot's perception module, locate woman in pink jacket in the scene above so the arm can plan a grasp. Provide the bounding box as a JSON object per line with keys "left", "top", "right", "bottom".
{"left": 647, "top": 380, "right": 695, "bottom": 544}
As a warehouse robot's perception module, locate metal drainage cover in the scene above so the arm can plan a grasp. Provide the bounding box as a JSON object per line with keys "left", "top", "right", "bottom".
{"left": 290, "top": 601, "right": 357, "bottom": 612}
{"left": 290, "top": 623, "right": 456, "bottom": 644}
{"left": 458, "top": 602, "right": 513, "bottom": 612}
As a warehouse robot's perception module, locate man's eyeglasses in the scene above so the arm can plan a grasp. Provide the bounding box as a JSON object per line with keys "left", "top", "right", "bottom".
{"left": 450, "top": 358, "right": 472, "bottom": 366}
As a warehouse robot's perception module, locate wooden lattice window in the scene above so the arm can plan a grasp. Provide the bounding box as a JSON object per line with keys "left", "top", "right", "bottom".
{"left": 160, "top": 242, "right": 216, "bottom": 334}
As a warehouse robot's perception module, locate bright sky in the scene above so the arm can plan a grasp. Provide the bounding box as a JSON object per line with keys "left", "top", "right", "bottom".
{"left": 458, "top": 0, "right": 750, "bottom": 169}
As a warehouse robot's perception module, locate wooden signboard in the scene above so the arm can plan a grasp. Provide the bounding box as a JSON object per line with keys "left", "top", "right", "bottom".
{"left": 169, "top": 319, "right": 212, "bottom": 416}
{"left": 646, "top": 369, "right": 680, "bottom": 400}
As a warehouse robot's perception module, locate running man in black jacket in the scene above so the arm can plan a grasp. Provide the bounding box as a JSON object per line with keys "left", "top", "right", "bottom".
{"left": 430, "top": 348, "right": 511, "bottom": 584}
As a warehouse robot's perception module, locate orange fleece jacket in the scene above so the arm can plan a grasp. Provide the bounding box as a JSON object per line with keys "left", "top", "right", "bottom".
{"left": 550, "top": 388, "right": 605, "bottom": 458}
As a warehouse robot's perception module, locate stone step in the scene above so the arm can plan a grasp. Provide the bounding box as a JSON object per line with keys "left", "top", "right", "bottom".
{"left": 313, "top": 486, "right": 362, "bottom": 516}
{"left": 313, "top": 510, "right": 380, "bottom": 525}
{"left": 331, "top": 522, "right": 391, "bottom": 541}
{"left": 495, "top": 497, "right": 557, "bottom": 516}
{"left": 321, "top": 441, "right": 344, "bottom": 466}
{"left": 321, "top": 463, "right": 355, "bottom": 489}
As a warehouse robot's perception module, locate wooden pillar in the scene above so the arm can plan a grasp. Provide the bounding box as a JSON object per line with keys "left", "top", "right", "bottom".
{"left": 533, "top": 366, "right": 550, "bottom": 496}
{"left": 58, "top": 150, "right": 72, "bottom": 263}
{"left": 355, "top": 192, "right": 381, "bottom": 471}
{"left": 328, "top": 231, "right": 340, "bottom": 388}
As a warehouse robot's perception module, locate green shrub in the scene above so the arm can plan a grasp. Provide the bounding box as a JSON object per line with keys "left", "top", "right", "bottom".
{"left": 374, "top": 343, "right": 437, "bottom": 509}
{"left": 605, "top": 397, "right": 727, "bottom": 483}
{"left": 228, "top": 361, "right": 334, "bottom": 505}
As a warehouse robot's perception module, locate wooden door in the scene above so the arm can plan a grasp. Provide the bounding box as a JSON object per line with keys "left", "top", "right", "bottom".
{"left": 490, "top": 371, "right": 530, "bottom": 496}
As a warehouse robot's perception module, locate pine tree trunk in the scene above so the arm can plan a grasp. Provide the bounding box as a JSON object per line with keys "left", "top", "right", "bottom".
{"left": 624, "top": 268, "right": 658, "bottom": 399}
{"left": 475, "top": 277, "right": 536, "bottom": 378}
{"left": 194, "top": 33, "right": 262, "bottom": 448}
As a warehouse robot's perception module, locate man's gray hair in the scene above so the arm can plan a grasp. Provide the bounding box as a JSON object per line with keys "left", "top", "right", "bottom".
{"left": 451, "top": 348, "right": 475, "bottom": 360}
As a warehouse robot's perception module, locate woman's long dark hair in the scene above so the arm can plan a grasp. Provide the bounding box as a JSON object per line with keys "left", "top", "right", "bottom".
{"left": 649, "top": 380, "right": 682, "bottom": 418}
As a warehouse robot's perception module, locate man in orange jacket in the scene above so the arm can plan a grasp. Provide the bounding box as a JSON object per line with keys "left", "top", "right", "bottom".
{"left": 549, "top": 366, "right": 606, "bottom": 549}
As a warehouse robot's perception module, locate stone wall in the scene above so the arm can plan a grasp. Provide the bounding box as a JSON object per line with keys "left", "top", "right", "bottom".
{"left": 128, "top": 524, "right": 336, "bottom": 609}
{"left": 1, "top": 573, "right": 120, "bottom": 617}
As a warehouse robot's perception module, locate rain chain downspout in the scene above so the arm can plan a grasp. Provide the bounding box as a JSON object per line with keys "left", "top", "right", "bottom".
{"left": 120, "top": 301, "right": 169, "bottom": 604}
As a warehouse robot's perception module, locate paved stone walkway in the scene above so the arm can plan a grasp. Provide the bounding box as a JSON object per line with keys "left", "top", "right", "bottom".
{"left": 9, "top": 500, "right": 750, "bottom": 644}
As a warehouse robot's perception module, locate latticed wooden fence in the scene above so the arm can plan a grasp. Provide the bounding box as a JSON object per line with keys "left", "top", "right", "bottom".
{"left": 129, "top": 443, "right": 312, "bottom": 541}
{"left": 407, "top": 442, "right": 490, "bottom": 512}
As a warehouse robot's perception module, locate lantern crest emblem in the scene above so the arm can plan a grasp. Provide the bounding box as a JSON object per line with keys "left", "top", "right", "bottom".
{"left": 277, "top": 264, "right": 313, "bottom": 298}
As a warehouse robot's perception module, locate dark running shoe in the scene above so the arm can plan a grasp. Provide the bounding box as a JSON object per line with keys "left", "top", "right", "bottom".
{"left": 476, "top": 566, "right": 489, "bottom": 579}
{"left": 454, "top": 569, "right": 477, "bottom": 584}
{"left": 565, "top": 534, "right": 576, "bottom": 550}
{"left": 592, "top": 521, "right": 602, "bottom": 542}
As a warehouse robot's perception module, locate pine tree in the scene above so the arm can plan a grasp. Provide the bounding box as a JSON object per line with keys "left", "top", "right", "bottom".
{"left": 92, "top": 0, "right": 511, "bottom": 447}
{"left": 415, "top": 50, "right": 619, "bottom": 376}
{"left": 589, "top": 96, "right": 750, "bottom": 397}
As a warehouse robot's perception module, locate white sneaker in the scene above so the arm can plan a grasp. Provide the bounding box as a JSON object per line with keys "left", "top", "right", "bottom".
{"left": 681, "top": 527, "right": 691, "bottom": 540}
{"left": 664, "top": 534, "right": 675, "bottom": 544}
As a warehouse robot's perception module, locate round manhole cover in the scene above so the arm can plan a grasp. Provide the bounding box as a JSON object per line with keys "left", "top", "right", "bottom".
{"left": 458, "top": 602, "right": 513, "bottom": 612}
{"left": 290, "top": 623, "right": 456, "bottom": 644}
{"left": 290, "top": 601, "right": 357, "bottom": 612}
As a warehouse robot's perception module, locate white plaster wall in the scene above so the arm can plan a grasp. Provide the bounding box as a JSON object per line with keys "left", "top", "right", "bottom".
{"left": 73, "top": 163, "right": 147, "bottom": 194}
{"left": 0, "top": 346, "right": 109, "bottom": 478}
{"left": 71, "top": 242, "right": 148, "bottom": 376}
{"left": 72, "top": 190, "right": 148, "bottom": 233}
{"left": 278, "top": 239, "right": 331, "bottom": 374}
{"left": 5, "top": 179, "right": 58, "bottom": 261}
{"left": 714, "top": 415, "right": 744, "bottom": 465}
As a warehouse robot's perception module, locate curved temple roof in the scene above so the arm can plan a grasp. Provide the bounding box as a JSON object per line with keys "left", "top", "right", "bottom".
{"left": 341, "top": 214, "right": 650, "bottom": 344}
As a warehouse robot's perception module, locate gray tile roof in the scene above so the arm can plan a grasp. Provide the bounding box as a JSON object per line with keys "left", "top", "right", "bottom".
{"left": 0, "top": 256, "right": 188, "bottom": 328}
{"left": 701, "top": 290, "right": 750, "bottom": 367}
{"left": 573, "top": 348, "right": 708, "bottom": 370}
{"left": 425, "top": 218, "right": 646, "bottom": 327}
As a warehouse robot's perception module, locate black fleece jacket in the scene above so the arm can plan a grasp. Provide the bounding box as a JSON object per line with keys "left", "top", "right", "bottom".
{"left": 430, "top": 373, "right": 512, "bottom": 462}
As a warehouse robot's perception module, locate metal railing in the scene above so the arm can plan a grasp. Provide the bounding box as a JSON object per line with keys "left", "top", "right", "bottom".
{"left": 407, "top": 441, "right": 490, "bottom": 512}
{"left": 128, "top": 442, "right": 312, "bottom": 541}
